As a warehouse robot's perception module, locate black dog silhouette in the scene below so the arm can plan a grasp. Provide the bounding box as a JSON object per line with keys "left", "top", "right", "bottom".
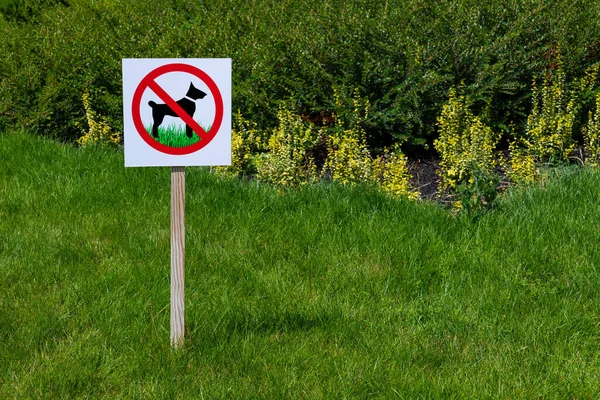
{"left": 148, "top": 82, "right": 207, "bottom": 138}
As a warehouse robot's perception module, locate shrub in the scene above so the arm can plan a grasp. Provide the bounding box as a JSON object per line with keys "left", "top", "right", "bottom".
{"left": 435, "top": 86, "right": 500, "bottom": 211}
{"left": 324, "top": 89, "right": 373, "bottom": 185}
{"left": 255, "top": 106, "right": 320, "bottom": 186}
{"left": 506, "top": 141, "right": 539, "bottom": 186}
{"left": 522, "top": 59, "right": 577, "bottom": 164}
{"left": 325, "top": 90, "right": 416, "bottom": 198}
{"left": 0, "top": 0, "right": 189, "bottom": 141}
{"left": 456, "top": 162, "right": 500, "bottom": 214}
{"left": 75, "top": 89, "right": 119, "bottom": 147}
{"left": 0, "top": 0, "right": 68, "bottom": 23}
{"left": 325, "top": 129, "right": 372, "bottom": 185}
{"left": 583, "top": 92, "right": 600, "bottom": 166}
{"left": 376, "top": 145, "right": 417, "bottom": 200}
{"left": 230, "top": 95, "right": 417, "bottom": 200}
{"left": 507, "top": 63, "right": 599, "bottom": 182}
{"left": 1, "top": 0, "right": 599, "bottom": 151}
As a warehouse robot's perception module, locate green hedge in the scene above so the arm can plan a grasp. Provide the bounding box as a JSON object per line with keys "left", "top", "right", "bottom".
{"left": 0, "top": 0, "right": 599, "bottom": 150}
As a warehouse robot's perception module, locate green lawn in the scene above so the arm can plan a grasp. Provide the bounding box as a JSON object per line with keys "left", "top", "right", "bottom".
{"left": 2, "top": 131, "right": 600, "bottom": 398}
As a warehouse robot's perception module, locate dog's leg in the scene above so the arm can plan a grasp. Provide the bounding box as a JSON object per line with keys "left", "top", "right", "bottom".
{"left": 151, "top": 110, "right": 165, "bottom": 139}
{"left": 180, "top": 100, "right": 196, "bottom": 138}
{"left": 185, "top": 124, "right": 194, "bottom": 138}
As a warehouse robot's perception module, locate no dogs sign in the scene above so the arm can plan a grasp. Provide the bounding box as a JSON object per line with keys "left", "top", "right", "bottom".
{"left": 123, "top": 58, "right": 231, "bottom": 167}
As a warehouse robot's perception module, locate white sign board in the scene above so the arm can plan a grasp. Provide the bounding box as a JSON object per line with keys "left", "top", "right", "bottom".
{"left": 122, "top": 58, "right": 231, "bottom": 167}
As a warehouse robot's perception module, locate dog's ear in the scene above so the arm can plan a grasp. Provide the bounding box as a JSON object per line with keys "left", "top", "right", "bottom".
{"left": 186, "top": 82, "right": 207, "bottom": 100}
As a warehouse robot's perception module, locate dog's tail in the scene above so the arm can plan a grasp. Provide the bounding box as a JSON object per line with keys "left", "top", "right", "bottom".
{"left": 148, "top": 100, "right": 157, "bottom": 108}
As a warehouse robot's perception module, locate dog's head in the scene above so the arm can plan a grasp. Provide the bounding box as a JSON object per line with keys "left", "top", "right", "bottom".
{"left": 186, "top": 83, "right": 207, "bottom": 100}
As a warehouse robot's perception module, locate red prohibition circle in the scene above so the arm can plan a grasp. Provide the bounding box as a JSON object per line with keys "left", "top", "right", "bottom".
{"left": 132, "top": 63, "right": 224, "bottom": 155}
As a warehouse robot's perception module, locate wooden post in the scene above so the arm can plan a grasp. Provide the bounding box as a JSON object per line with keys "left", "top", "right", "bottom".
{"left": 170, "top": 166, "right": 185, "bottom": 348}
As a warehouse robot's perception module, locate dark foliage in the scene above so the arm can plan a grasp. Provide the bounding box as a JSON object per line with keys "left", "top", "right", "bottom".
{"left": 0, "top": 0, "right": 599, "bottom": 151}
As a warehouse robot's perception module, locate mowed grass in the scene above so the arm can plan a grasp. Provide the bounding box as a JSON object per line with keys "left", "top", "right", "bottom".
{"left": 145, "top": 122, "right": 212, "bottom": 148}
{"left": 2, "top": 131, "right": 600, "bottom": 398}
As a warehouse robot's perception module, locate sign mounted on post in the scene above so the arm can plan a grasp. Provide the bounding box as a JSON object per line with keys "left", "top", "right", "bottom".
{"left": 123, "top": 58, "right": 231, "bottom": 167}
{"left": 122, "top": 58, "right": 231, "bottom": 348}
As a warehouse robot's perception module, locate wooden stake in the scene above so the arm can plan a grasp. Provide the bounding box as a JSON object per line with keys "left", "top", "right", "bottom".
{"left": 170, "top": 166, "right": 185, "bottom": 348}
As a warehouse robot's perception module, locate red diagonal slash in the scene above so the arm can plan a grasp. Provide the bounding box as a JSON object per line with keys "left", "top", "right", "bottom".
{"left": 147, "top": 80, "right": 208, "bottom": 140}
